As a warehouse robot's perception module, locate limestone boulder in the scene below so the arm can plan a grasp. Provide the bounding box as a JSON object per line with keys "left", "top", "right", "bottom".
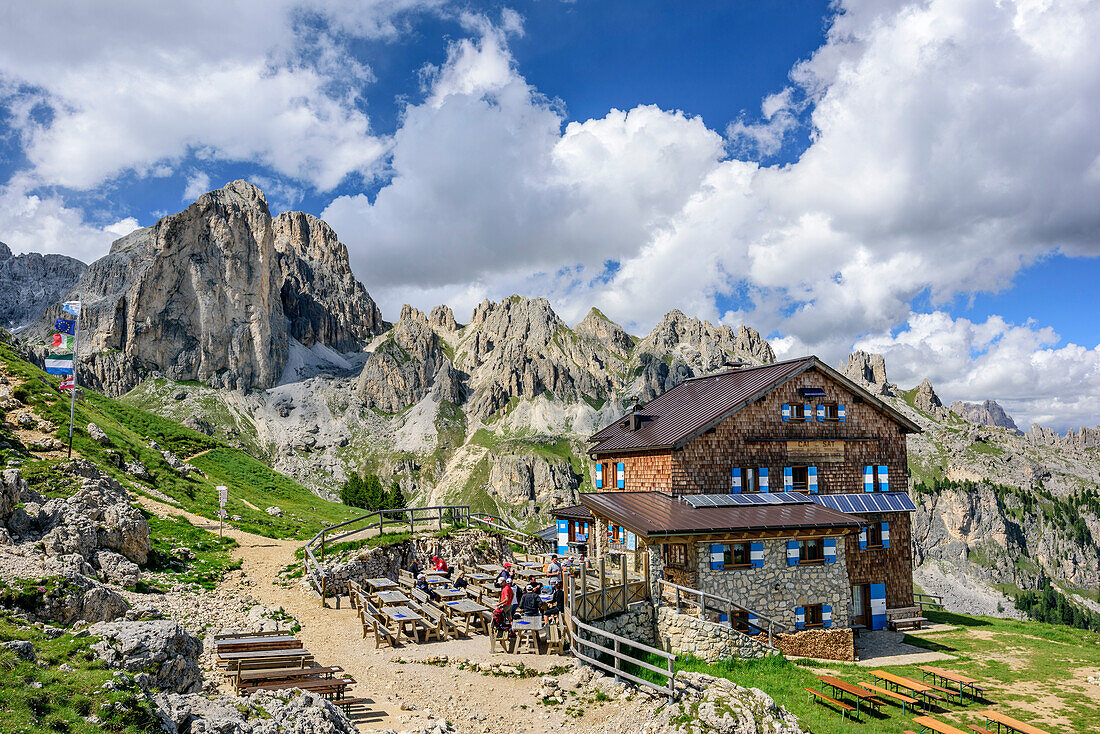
{"left": 90, "top": 620, "right": 202, "bottom": 693}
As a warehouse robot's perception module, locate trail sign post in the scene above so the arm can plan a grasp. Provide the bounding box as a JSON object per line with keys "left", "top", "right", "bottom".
{"left": 216, "top": 485, "right": 228, "bottom": 539}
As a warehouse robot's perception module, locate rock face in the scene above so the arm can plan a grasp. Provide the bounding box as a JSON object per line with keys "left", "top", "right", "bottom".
{"left": 44, "top": 181, "right": 384, "bottom": 395}
{"left": 357, "top": 305, "right": 461, "bottom": 412}
{"left": 90, "top": 620, "right": 202, "bottom": 693}
{"left": 843, "top": 351, "right": 897, "bottom": 395}
{"left": 487, "top": 453, "right": 581, "bottom": 517}
{"left": 1025, "top": 424, "right": 1100, "bottom": 450}
{"left": 650, "top": 670, "right": 803, "bottom": 733}
{"left": 273, "top": 211, "right": 384, "bottom": 352}
{"left": 951, "top": 400, "right": 1020, "bottom": 433}
{"left": 913, "top": 378, "right": 946, "bottom": 417}
{"left": 154, "top": 689, "right": 359, "bottom": 734}
{"left": 20, "top": 574, "right": 130, "bottom": 626}
{"left": 0, "top": 241, "right": 86, "bottom": 331}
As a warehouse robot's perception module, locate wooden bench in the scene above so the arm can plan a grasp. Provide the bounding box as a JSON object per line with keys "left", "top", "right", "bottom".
{"left": 361, "top": 602, "right": 398, "bottom": 649}
{"left": 856, "top": 681, "right": 919, "bottom": 714}
{"left": 967, "top": 726, "right": 996, "bottom": 734}
{"left": 912, "top": 715, "right": 970, "bottom": 734}
{"left": 889, "top": 616, "right": 928, "bottom": 631}
{"left": 804, "top": 688, "right": 856, "bottom": 719}
{"left": 417, "top": 599, "right": 462, "bottom": 639}
{"left": 331, "top": 697, "right": 371, "bottom": 716}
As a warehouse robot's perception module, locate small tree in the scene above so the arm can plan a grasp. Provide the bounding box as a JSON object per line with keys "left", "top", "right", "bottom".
{"left": 363, "top": 474, "right": 385, "bottom": 510}
{"left": 339, "top": 473, "right": 366, "bottom": 508}
{"left": 385, "top": 481, "right": 406, "bottom": 511}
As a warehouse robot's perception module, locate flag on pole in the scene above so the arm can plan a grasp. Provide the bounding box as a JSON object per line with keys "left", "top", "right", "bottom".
{"left": 45, "top": 354, "right": 74, "bottom": 375}
{"left": 59, "top": 376, "right": 75, "bottom": 390}
{"left": 55, "top": 318, "right": 76, "bottom": 335}
{"left": 52, "top": 333, "right": 75, "bottom": 350}
{"left": 62, "top": 301, "right": 81, "bottom": 317}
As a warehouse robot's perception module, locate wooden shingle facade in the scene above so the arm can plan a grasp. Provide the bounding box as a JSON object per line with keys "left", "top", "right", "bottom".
{"left": 576, "top": 356, "right": 921, "bottom": 631}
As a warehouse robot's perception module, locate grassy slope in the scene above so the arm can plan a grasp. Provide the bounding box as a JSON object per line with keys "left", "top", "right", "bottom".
{"left": 635, "top": 611, "right": 1100, "bottom": 734}
{"left": 0, "top": 340, "right": 359, "bottom": 540}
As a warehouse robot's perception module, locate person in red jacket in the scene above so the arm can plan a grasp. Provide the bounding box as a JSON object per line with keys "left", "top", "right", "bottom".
{"left": 432, "top": 555, "right": 450, "bottom": 578}
{"left": 499, "top": 579, "right": 516, "bottom": 620}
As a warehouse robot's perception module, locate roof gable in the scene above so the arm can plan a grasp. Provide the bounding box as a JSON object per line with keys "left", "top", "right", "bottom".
{"left": 589, "top": 356, "right": 920, "bottom": 455}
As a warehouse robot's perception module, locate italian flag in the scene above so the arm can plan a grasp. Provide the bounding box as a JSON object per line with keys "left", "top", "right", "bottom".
{"left": 52, "top": 333, "right": 75, "bottom": 350}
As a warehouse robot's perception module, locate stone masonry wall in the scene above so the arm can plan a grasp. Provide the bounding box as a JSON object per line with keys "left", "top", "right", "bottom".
{"left": 695, "top": 536, "right": 851, "bottom": 630}
{"left": 584, "top": 602, "right": 657, "bottom": 647}
{"left": 656, "top": 606, "right": 776, "bottom": 662}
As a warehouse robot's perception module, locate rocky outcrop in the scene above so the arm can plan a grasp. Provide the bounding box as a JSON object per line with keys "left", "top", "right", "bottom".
{"left": 357, "top": 305, "right": 461, "bottom": 412}
{"left": 273, "top": 211, "right": 384, "bottom": 352}
{"left": 57, "top": 181, "right": 287, "bottom": 394}
{"left": 487, "top": 453, "right": 581, "bottom": 516}
{"left": 154, "top": 689, "right": 359, "bottom": 734}
{"left": 429, "top": 304, "right": 458, "bottom": 332}
{"left": 913, "top": 378, "right": 946, "bottom": 417}
{"left": 90, "top": 620, "right": 202, "bottom": 693}
{"left": 648, "top": 670, "right": 803, "bottom": 733}
{"left": 843, "top": 351, "right": 897, "bottom": 395}
{"left": 574, "top": 308, "right": 633, "bottom": 356}
{"left": 1024, "top": 424, "right": 1100, "bottom": 450}
{"left": 0, "top": 241, "right": 86, "bottom": 331}
{"left": 951, "top": 400, "right": 1020, "bottom": 433}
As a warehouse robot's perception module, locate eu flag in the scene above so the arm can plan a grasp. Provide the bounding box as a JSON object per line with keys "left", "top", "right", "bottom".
{"left": 55, "top": 318, "right": 76, "bottom": 335}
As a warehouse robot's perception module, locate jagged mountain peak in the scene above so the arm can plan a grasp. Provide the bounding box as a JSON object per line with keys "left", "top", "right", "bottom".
{"left": 429, "top": 304, "right": 458, "bottom": 332}
{"left": 575, "top": 307, "right": 633, "bottom": 355}
{"left": 951, "top": 399, "right": 1020, "bottom": 433}
{"left": 0, "top": 241, "right": 11, "bottom": 259}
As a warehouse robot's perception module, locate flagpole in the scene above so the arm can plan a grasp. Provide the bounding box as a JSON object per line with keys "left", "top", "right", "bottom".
{"left": 67, "top": 298, "right": 81, "bottom": 458}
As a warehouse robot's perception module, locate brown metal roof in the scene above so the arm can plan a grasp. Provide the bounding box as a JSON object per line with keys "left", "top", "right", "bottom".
{"left": 551, "top": 504, "right": 593, "bottom": 520}
{"left": 589, "top": 356, "right": 920, "bottom": 454}
{"left": 579, "top": 491, "right": 862, "bottom": 538}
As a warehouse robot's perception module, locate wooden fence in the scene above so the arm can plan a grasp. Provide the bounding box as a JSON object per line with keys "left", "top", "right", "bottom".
{"left": 564, "top": 610, "right": 677, "bottom": 700}
{"left": 914, "top": 592, "right": 944, "bottom": 611}
{"left": 302, "top": 504, "right": 547, "bottom": 604}
{"left": 568, "top": 557, "right": 650, "bottom": 621}
{"left": 656, "top": 578, "right": 785, "bottom": 649}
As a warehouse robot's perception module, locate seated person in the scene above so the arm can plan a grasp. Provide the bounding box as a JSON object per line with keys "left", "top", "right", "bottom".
{"left": 545, "top": 578, "right": 565, "bottom": 620}
{"left": 432, "top": 555, "right": 450, "bottom": 578}
{"left": 414, "top": 573, "right": 439, "bottom": 602}
{"left": 518, "top": 585, "right": 543, "bottom": 618}
{"left": 453, "top": 570, "right": 468, "bottom": 589}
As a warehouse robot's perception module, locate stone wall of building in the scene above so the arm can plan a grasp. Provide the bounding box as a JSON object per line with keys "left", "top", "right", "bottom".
{"left": 655, "top": 606, "right": 776, "bottom": 662}
{"left": 693, "top": 536, "right": 851, "bottom": 630}
{"left": 584, "top": 601, "right": 657, "bottom": 647}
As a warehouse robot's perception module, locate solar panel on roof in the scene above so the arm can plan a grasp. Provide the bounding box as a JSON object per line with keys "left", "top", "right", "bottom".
{"left": 810, "top": 492, "right": 917, "bottom": 514}
{"left": 682, "top": 492, "right": 814, "bottom": 509}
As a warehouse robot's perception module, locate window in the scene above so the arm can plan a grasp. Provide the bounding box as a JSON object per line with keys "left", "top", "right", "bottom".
{"left": 822, "top": 403, "right": 840, "bottom": 421}
{"left": 735, "top": 468, "right": 769, "bottom": 493}
{"left": 789, "top": 403, "right": 807, "bottom": 420}
{"left": 665, "top": 543, "right": 686, "bottom": 568}
{"left": 791, "top": 466, "right": 809, "bottom": 492}
{"left": 799, "top": 538, "right": 824, "bottom": 564}
{"left": 712, "top": 542, "right": 750, "bottom": 569}
{"left": 865, "top": 524, "right": 883, "bottom": 548}
{"left": 804, "top": 603, "right": 824, "bottom": 628}
{"left": 729, "top": 610, "right": 750, "bottom": 631}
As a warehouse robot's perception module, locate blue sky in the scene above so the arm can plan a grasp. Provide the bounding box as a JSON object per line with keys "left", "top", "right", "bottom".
{"left": 1, "top": 0, "right": 1098, "bottom": 429}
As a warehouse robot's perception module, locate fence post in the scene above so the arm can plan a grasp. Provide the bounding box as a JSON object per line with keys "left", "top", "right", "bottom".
{"left": 320, "top": 576, "right": 326, "bottom": 608}
{"left": 619, "top": 556, "right": 628, "bottom": 613}
{"left": 379, "top": 511, "right": 383, "bottom": 535}
{"left": 768, "top": 622, "right": 773, "bottom": 649}
{"left": 675, "top": 585, "right": 681, "bottom": 614}
{"left": 320, "top": 531, "right": 325, "bottom": 560}
{"left": 598, "top": 558, "right": 607, "bottom": 619}
{"left": 438, "top": 507, "right": 443, "bottom": 531}
{"left": 614, "top": 638, "right": 621, "bottom": 682}
{"left": 409, "top": 509, "right": 414, "bottom": 534}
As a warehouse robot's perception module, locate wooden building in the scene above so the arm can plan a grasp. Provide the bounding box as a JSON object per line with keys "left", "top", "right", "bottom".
{"left": 566, "top": 356, "right": 921, "bottom": 631}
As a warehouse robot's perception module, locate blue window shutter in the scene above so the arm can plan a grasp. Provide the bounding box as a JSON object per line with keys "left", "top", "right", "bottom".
{"left": 878, "top": 465, "right": 889, "bottom": 492}
{"left": 803, "top": 403, "right": 812, "bottom": 422}
{"left": 838, "top": 404, "right": 846, "bottom": 422}
{"left": 595, "top": 464, "right": 603, "bottom": 489}
{"left": 823, "top": 538, "right": 836, "bottom": 563}
{"left": 870, "top": 583, "right": 887, "bottom": 630}
{"left": 759, "top": 468, "right": 769, "bottom": 492}
{"left": 748, "top": 613, "right": 759, "bottom": 630}
{"left": 616, "top": 462, "right": 625, "bottom": 489}
{"left": 783, "top": 466, "right": 793, "bottom": 491}
{"left": 750, "top": 542, "right": 764, "bottom": 567}
{"left": 786, "top": 540, "right": 800, "bottom": 566}
{"left": 709, "top": 544, "right": 725, "bottom": 570}
{"left": 864, "top": 466, "right": 874, "bottom": 493}
{"left": 731, "top": 467, "right": 742, "bottom": 493}
{"left": 816, "top": 404, "right": 825, "bottom": 422}
{"left": 822, "top": 604, "right": 832, "bottom": 628}
{"left": 881, "top": 521, "right": 891, "bottom": 549}
{"left": 808, "top": 466, "right": 818, "bottom": 494}
{"left": 794, "top": 606, "right": 805, "bottom": 630}
{"left": 781, "top": 403, "right": 790, "bottom": 422}
{"left": 627, "top": 532, "right": 636, "bottom": 550}
{"left": 718, "top": 612, "right": 728, "bottom": 623}
{"left": 859, "top": 527, "right": 868, "bottom": 550}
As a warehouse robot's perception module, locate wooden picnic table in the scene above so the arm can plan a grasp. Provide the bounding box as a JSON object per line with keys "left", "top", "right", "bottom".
{"left": 424, "top": 574, "right": 449, "bottom": 586}
{"left": 869, "top": 669, "right": 942, "bottom": 706}
{"left": 365, "top": 577, "right": 396, "bottom": 591}
{"left": 476, "top": 564, "right": 503, "bottom": 574}
{"left": 816, "top": 675, "right": 878, "bottom": 718}
{"left": 442, "top": 599, "right": 489, "bottom": 634}
{"left": 383, "top": 606, "right": 424, "bottom": 643}
{"left": 217, "top": 647, "right": 312, "bottom": 664}
{"left": 919, "top": 665, "right": 984, "bottom": 700}
{"left": 980, "top": 711, "right": 1053, "bottom": 734}
{"left": 468, "top": 572, "right": 495, "bottom": 583}
{"left": 234, "top": 666, "right": 342, "bottom": 687}
{"left": 240, "top": 676, "right": 356, "bottom": 699}
{"left": 433, "top": 587, "right": 465, "bottom": 601}
{"left": 512, "top": 615, "right": 544, "bottom": 654}
{"left": 913, "top": 715, "right": 971, "bottom": 734}
{"left": 513, "top": 567, "right": 546, "bottom": 579}
{"left": 376, "top": 590, "right": 411, "bottom": 606}
{"left": 215, "top": 635, "right": 301, "bottom": 653}
{"left": 856, "top": 680, "right": 918, "bottom": 714}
